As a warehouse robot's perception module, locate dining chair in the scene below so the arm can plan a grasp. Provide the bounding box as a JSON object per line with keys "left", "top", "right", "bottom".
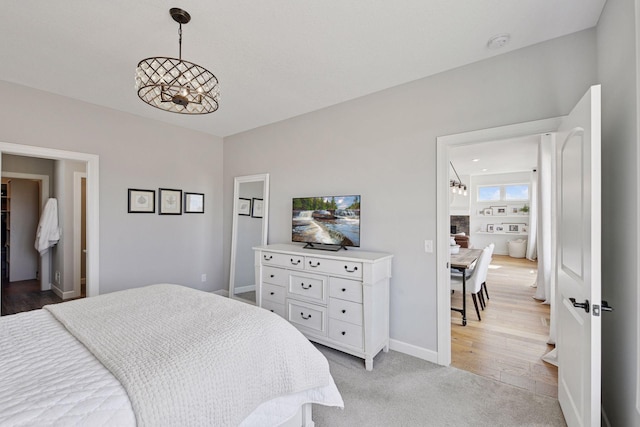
{"left": 451, "top": 246, "right": 492, "bottom": 321}
{"left": 481, "top": 243, "right": 495, "bottom": 302}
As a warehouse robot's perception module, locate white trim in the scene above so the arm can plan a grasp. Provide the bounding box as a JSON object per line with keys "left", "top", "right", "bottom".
{"left": 389, "top": 339, "right": 438, "bottom": 364}
{"left": 233, "top": 284, "right": 256, "bottom": 294}
{"left": 436, "top": 117, "right": 562, "bottom": 366}
{"left": 2, "top": 172, "right": 50, "bottom": 291}
{"left": 51, "top": 282, "right": 77, "bottom": 300}
{"left": 0, "top": 142, "right": 100, "bottom": 297}
{"left": 73, "top": 171, "right": 86, "bottom": 299}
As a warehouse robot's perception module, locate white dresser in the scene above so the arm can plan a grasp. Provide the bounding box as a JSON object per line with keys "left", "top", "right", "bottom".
{"left": 253, "top": 243, "right": 393, "bottom": 370}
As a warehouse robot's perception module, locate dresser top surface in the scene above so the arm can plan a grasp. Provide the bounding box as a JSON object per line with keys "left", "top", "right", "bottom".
{"left": 253, "top": 243, "right": 393, "bottom": 263}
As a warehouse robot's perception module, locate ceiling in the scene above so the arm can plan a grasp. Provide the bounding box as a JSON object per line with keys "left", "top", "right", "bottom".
{"left": 450, "top": 135, "right": 540, "bottom": 177}
{"left": 1, "top": 0, "right": 606, "bottom": 138}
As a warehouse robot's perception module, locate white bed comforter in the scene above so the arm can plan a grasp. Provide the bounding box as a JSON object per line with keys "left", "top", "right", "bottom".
{"left": 1, "top": 284, "right": 343, "bottom": 426}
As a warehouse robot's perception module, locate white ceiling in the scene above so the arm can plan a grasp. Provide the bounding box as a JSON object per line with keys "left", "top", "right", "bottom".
{"left": 1, "top": 0, "right": 605, "bottom": 137}
{"left": 450, "top": 135, "right": 540, "bottom": 178}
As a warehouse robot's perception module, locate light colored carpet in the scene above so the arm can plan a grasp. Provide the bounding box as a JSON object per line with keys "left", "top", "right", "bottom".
{"left": 313, "top": 344, "right": 566, "bottom": 427}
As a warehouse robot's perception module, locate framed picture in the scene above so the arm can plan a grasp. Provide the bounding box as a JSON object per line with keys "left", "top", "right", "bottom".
{"left": 495, "top": 225, "right": 504, "bottom": 232}
{"left": 251, "top": 198, "right": 264, "bottom": 218}
{"left": 492, "top": 206, "right": 508, "bottom": 216}
{"left": 508, "top": 205, "right": 520, "bottom": 215}
{"left": 184, "top": 192, "right": 204, "bottom": 214}
{"left": 158, "top": 188, "right": 182, "bottom": 215}
{"left": 482, "top": 208, "right": 493, "bottom": 216}
{"left": 506, "top": 223, "right": 521, "bottom": 232}
{"left": 237, "top": 198, "right": 251, "bottom": 216}
{"left": 128, "top": 189, "right": 155, "bottom": 213}
{"left": 486, "top": 224, "right": 495, "bottom": 233}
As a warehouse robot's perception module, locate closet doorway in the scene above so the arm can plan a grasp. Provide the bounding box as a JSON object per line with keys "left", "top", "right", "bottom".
{"left": 0, "top": 142, "right": 99, "bottom": 315}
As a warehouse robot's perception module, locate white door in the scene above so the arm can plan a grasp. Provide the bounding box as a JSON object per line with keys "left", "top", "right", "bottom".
{"left": 556, "top": 85, "right": 601, "bottom": 426}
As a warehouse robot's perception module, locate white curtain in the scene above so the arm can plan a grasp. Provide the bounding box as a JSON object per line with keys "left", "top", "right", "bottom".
{"left": 534, "top": 138, "right": 554, "bottom": 305}
{"left": 526, "top": 170, "right": 538, "bottom": 260}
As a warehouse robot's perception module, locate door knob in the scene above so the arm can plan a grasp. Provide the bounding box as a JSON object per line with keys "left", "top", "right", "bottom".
{"left": 601, "top": 300, "right": 614, "bottom": 312}
{"left": 569, "top": 298, "right": 590, "bottom": 313}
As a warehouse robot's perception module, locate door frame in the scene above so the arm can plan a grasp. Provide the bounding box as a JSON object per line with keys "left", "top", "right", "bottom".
{"left": 1, "top": 172, "right": 50, "bottom": 291}
{"left": 435, "top": 117, "right": 562, "bottom": 365}
{"left": 73, "top": 171, "right": 87, "bottom": 298}
{"left": 0, "top": 142, "right": 99, "bottom": 300}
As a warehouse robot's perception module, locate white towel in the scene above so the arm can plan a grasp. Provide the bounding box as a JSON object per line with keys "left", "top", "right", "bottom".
{"left": 35, "top": 198, "right": 61, "bottom": 255}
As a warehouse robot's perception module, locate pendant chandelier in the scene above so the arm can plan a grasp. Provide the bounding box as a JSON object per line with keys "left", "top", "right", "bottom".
{"left": 450, "top": 161, "right": 467, "bottom": 196}
{"left": 135, "top": 8, "right": 220, "bottom": 114}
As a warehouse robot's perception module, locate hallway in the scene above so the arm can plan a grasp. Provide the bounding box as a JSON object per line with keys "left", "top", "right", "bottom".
{"left": 1, "top": 279, "right": 84, "bottom": 316}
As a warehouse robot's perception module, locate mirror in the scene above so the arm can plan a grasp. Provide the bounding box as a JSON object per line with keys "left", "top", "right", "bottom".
{"left": 229, "top": 174, "right": 269, "bottom": 304}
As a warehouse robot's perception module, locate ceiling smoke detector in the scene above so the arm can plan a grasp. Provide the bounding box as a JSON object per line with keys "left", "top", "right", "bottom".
{"left": 487, "top": 33, "right": 511, "bottom": 50}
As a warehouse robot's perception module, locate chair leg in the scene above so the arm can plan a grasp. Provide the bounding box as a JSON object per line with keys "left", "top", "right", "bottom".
{"left": 482, "top": 282, "right": 490, "bottom": 300}
{"left": 471, "top": 293, "right": 482, "bottom": 321}
{"left": 479, "top": 292, "right": 485, "bottom": 310}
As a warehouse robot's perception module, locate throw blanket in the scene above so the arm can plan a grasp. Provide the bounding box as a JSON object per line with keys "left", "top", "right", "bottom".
{"left": 45, "top": 284, "right": 340, "bottom": 426}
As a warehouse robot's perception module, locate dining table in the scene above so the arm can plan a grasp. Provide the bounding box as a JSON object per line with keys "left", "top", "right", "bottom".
{"left": 450, "top": 248, "right": 482, "bottom": 326}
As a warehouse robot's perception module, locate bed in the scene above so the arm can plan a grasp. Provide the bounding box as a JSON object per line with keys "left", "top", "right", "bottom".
{"left": 0, "top": 284, "right": 343, "bottom": 426}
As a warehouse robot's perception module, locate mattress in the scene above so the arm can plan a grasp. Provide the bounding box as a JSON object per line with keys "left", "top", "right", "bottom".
{"left": 0, "top": 301, "right": 342, "bottom": 426}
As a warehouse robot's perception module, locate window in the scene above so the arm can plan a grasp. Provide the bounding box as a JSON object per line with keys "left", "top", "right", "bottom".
{"left": 505, "top": 184, "right": 529, "bottom": 201}
{"left": 477, "top": 186, "right": 501, "bottom": 202}
{"left": 477, "top": 183, "right": 529, "bottom": 202}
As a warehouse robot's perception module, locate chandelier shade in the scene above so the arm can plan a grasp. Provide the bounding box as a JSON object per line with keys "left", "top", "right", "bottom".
{"left": 135, "top": 8, "right": 219, "bottom": 115}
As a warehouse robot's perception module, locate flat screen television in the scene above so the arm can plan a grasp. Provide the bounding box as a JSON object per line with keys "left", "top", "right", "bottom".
{"left": 292, "top": 195, "right": 360, "bottom": 249}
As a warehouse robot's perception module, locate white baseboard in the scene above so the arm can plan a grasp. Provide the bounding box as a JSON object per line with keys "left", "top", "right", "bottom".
{"left": 51, "top": 284, "right": 79, "bottom": 300}
{"left": 234, "top": 284, "right": 255, "bottom": 294}
{"left": 212, "top": 289, "right": 229, "bottom": 297}
{"left": 389, "top": 339, "right": 439, "bottom": 364}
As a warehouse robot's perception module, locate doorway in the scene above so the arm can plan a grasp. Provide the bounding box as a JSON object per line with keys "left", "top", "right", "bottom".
{"left": 0, "top": 142, "right": 100, "bottom": 314}
{"left": 436, "top": 117, "right": 562, "bottom": 367}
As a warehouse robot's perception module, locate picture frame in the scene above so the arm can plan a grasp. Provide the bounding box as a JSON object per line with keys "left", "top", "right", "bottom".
{"left": 486, "top": 224, "right": 495, "bottom": 233}
{"left": 184, "top": 192, "right": 205, "bottom": 214}
{"left": 482, "top": 208, "right": 493, "bottom": 216}
{"left": 251, "top": 198, "right": 264, "bottom": 218}
{"left": 158, "top": 188, "right": 182, "bottom": 215}
{"left": 492, "top": 206, "right": 508, "bottom": 216}
{"left": 508, "top": 205, "right": 520, "bottom": 215}
{"left": 128, "top": 189, "right": 155, "bottom": 213}
{"left": 237, "top": 197, "right": 251, "bottom": 216}
{"left": 495, "top": 225, "right": 504, "bottom": 232}
{"left": 506, "top": 223, "right": 521, "bottom": 233}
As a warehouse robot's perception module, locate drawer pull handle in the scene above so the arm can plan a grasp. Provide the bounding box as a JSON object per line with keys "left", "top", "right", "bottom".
{"left": 309, "top": 261, "right": 321, "bottom": 268}
{"left": 290, "top": 258, "right": 301, "bottom": 265}
{"left": 269, "top": 274, "right": 275, "bottom": 278}
{"left": 301, "top": 283, "right": 312, "bottom": 290}
{"left": 341, "top": 309, "right": 346, "bottom": 314}
{"left": 341, "top": 288, "right": 346, "bottom": 292}
{"left": 264, "top": 255, "right": 273, "bottom": 261}
{"left": 341, "top": 331, "right": 346, "bottom": 336}
{"left": 300, "top": 312, "right": 312, "bottom": 320}
{"left": 270, "top": 292, "right": 275, "bottom": 295}
{"left": 344, "top": 265, "right": 359, "bottom": 273}
{"left": 270, "top": 310, "right": 274, "bottom": 313}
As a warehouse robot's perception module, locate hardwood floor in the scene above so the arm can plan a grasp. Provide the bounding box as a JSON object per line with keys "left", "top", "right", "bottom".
{"left": 1, "top": 279, "right": 85, "bottom": 316}
{"left": 451, "top": 254, "right": 558, "bottom": 398}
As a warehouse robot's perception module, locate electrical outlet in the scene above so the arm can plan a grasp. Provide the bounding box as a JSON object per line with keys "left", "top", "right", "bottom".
{"left": 201, "top": 274, "right": 207, "bottom": 282}
{"left": 55, "top": 271, "right": 61, "bottom": 283}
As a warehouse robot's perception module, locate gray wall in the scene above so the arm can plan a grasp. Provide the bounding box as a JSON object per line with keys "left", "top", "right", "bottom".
{"left": 0, "top": 82, "right": 225, "bottom": 295}
{"left": 597, "top": 0, "right": 640, "bottom": 424}
{"left": 224, "top": 29, "right": 598, "bottom": 351}
{"left": 2, "top": 154, "right": 54, "bottom": 196}
{"left": 9, "top": 179, "right": 39, "bottom": 281}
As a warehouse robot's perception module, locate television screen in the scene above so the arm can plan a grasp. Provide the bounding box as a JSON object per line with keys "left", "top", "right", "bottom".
{"left": 292, "top": 195, "right": 360, "bottom": 247}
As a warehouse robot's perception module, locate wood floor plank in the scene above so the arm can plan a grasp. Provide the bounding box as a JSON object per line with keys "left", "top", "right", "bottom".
{"left": 451, "top": 254, "right": 557, "bottom": 397}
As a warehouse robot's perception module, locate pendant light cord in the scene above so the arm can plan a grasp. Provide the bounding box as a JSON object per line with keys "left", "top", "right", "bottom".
{"left": 178, "top": 23, "right": 183, "bottom": 60}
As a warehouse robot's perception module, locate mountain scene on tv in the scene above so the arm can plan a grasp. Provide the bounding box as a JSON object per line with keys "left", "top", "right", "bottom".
{"left": 292, "top": 195, "right": 360, "bottom": 247}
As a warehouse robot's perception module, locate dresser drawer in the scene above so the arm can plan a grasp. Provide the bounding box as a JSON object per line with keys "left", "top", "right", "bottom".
{"left": 262, "top": 300, "right": 285, "bottom": 318}
{"left": 329, "top": 298, "right": 363, "bottom": 326}
{"left": 261, "top": 252, "right": 304, "bottom": 269}
{"left": 262, "top": 283, "right": 286, "bottom": 305}
{"left": 329, "top": 318, "right": 363, "bottom": 349}
{"left": 329, "top": 277, "right": 363, "bottom": 303}
{"left": 287, "top": 300, "right": 327, "bottom": 335}
{"left": 288, "top": 272, "right": 327, "bottom": 304}
{"left": 306, "top": 257, "right": 363, "bottom": 279}
{"left": 262, "top": 266, "right": 288, "bottom": 287}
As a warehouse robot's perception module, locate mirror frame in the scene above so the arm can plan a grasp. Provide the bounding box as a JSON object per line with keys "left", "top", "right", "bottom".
{"left": 229, "top": 173, "right": 270, "bottom": 304}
